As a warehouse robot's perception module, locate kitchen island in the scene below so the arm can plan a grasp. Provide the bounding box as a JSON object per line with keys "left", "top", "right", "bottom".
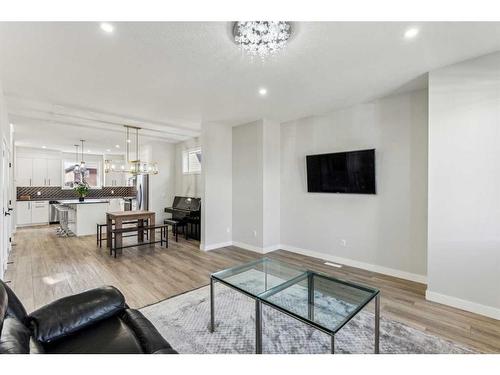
{"left": 58, "top": 199, "right": 110, "bottom": 236}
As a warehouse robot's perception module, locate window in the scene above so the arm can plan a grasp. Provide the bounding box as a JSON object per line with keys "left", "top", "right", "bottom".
{"left": 63, "top": 160, "right": 101, "bottom": 188}
{"left": 182, "top": 147, "right": 201, "bottom": 174}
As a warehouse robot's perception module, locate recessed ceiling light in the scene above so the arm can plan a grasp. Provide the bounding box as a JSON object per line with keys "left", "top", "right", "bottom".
{"left": 42, "top": 146, "right": 46, "bottom": 149}
{"left": 100, "top": 23, "right": 114, "bottom": 33}
{"left": 106, "top": 149, "right": 111, "bottom": 152}
{"left": 404, "top": 27, "right": 419, "bottom": 39}
{"left": 126, "top": 139, "right": 131, "bottom": 143}
{"left": 258, "top": 88, "right": 268, "bottom": 96}
{"left": 115, "top": 144, "right": 120, "bottom": 148}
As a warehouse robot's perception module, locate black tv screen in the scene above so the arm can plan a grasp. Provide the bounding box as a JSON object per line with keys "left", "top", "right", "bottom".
{"left": 306, "top": 149, "right": 376, "bottom": 194}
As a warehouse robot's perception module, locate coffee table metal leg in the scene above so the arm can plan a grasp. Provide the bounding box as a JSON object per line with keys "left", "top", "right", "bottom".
{"left": 210, "top": 277, "right": 215, "bottom": 333}
{"left": 307, "top": 273, "right": 314, "bottom": 320}
{"left": 331, "top": 334, "right": 335, "bottom": 354}
{"left": 375, "top": 294, "right": 380, "bottom": 354}
{"left": 255, "top": 299, "right": 262, "bottom": 354}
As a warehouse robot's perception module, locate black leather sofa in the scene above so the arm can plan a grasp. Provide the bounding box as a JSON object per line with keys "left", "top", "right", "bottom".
{"left": 0, "top": 280, "right": 177, "bottom": 354}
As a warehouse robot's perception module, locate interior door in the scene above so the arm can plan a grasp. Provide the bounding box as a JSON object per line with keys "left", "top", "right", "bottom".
{"left": 1, "top": 139, "right": 11, "bottom": 278}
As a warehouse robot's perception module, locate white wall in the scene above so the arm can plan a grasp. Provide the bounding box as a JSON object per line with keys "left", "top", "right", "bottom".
{"left": 175, "top": 137, "right": 201, "bottom": 197}
{"left": 427, "top": 52, "right": 500, "bottom": 319}
{"left": 141, "top": 141, "right": 176, "bottom": 223}
{"left": 280, "top": 90, "right": 428, "bottom": 282}
{"left": 232, "top": 119, "right": 281, "bottom": 252}
{"left": 262, "top": 119, "right": 281, "bottom": 250}
{"left": 232, "top": 120, "right": 264, "bottom": 248}
{"left": 201, "top": 122, "right": 232, "bottom": 250}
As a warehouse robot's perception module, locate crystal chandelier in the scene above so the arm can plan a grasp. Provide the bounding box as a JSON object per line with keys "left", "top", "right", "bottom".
{"left": 233, "top": 21, "right": 292, "bottom": 57}
{"left": 105, "top": 125, "right": 159, "bottom": 175}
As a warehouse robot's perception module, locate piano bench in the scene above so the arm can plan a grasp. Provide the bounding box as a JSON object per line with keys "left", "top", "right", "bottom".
{"left": 163, "top": 219, "right": 187, "bottom": 242}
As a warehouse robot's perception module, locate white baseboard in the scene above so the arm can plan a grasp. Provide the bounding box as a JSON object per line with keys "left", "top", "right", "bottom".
{"left": 203, "top": 241, "right": 427, "bottom": 284}
{"left": 231, "top": 241, "right": 265, "bottom": 254}
{"left": 263, "top": 244, "right": 281, "bottom": 253}
{"left": 426, "top": 290, "right": 500, "bottom": 320}
{"left": 200, "top": 241, "right": 233, "bottom": 251}
{"left": 280, "top": 244, "right": 427, "bottom": 284}
{"left": 203, "top": 241, "right": 281, "bottom": 254}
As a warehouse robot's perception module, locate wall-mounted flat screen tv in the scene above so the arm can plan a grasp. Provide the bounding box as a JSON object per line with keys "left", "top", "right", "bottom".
{"left": 306, "top": 149, "right": 376, "bottom": 194}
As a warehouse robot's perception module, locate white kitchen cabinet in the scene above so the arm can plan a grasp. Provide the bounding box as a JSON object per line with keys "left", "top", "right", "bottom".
{"left": 15, "top": 156, "right": 62, "bottom": 187}
{"left": 16, "top": 157, "right": 34, "bottom": 186}
{"left": 105, "top": 171, "right": 126, "bottom": 186}
{"left": 104, "top": 171, "right": 116, "bottom": 187}
{"left": 115, "top": 173, "right": 126, "bottom": 186}
{"left": 16, "top": 201, "right": 32, "bottom": 225}
{"left": 16, "top": 200, "right": 49, "bottom": 226}
{"left": 108, "top": 198, "right": 123, "bottom": 212}
{"left": 46, "top": 159, "right": 61, "bottom": 186}
{"left": 32, "top": 158, "right": 47, "bottom": 186}
{"left": 31, "top": 201, "right": 49, "bottom": 224}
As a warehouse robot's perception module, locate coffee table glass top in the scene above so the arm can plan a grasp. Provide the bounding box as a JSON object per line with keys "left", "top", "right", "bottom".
{"left": 211, "top": 258, "right": 306, "bottom": 297}
{"left": 211, "top": 258, "right": 379, "bottom": 334}
{"left": 260, "top": 271, "right": 378, "bottom": 334}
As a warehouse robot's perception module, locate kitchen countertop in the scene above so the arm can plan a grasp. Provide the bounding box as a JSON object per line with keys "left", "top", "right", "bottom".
{"left": 17, "top": 196, "right": 136, "bottom": 202}
{"left": 57, "top": 199, "right": 111, "bottom": 205}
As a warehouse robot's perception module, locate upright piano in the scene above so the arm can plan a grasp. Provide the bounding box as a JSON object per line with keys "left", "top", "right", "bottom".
{"left": 164, "top": 196, "right": 201, "bottom": 240}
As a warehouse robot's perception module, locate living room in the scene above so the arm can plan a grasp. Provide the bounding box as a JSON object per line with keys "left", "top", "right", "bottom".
{"left": 1, "top": 0, "right": 499, "bottom": 373}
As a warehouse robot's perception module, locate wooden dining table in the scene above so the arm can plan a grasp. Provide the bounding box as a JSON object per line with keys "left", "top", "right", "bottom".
{"left": 106, "top": 210, "right": 156, "bottom": 255}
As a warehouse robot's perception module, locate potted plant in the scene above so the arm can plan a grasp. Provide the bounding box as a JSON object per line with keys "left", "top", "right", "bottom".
{"left": 74, "top": 182, "right": 90, "bottom": 202}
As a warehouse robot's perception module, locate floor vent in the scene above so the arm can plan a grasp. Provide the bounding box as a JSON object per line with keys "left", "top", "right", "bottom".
{"left": 324, "top": 262, "right": 342, "bottom": 268}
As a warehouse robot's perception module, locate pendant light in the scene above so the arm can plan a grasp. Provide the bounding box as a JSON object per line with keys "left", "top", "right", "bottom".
{"left": 73, "top": 144, "right": 80, "bottom": 174}
{"left": 104, "top": 125, "right": 159, "bottom": 175}
{"left": 79, "top": 139, "right": 87, "bottom": 173}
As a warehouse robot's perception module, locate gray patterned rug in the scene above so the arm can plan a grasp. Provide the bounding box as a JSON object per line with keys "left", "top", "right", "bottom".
{"left": 140, "top": 284, "right": 475, "bottom": 354}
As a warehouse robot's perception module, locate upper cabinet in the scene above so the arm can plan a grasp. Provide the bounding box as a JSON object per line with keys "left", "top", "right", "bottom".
{"left": 16, "top": 157, "right": 34, "bottom": 186}
{"left": 32, "top": 158, "right": 47, "bottom": 186}
{"left": 46, "top": 159, "right": 62, "bottom": 186}
{"left": 104, "top": 171, "right": 127, "bottom": 187}
{"left": 16, "top": 152, "right": 62, "bottom": 187}
{"left": 103, "top": 155, "right": 129, "bottom": 187}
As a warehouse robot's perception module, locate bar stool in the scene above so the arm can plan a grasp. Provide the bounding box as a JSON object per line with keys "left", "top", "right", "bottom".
{"left": 55, "top": 205, "right": 74, "bottom": 237}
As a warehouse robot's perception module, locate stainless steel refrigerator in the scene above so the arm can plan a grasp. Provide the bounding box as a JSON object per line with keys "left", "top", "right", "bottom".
{"left": 129, "top": 174, "right": 149, "bottom": 211}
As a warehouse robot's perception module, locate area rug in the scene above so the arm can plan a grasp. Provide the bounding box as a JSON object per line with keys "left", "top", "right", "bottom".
{"left": 140, "top": 283, "right": 475, "bottom": 354}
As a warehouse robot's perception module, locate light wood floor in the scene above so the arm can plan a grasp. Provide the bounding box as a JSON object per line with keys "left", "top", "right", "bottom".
{"left": 4, "top": 225, "right": 500, "bottom": 353}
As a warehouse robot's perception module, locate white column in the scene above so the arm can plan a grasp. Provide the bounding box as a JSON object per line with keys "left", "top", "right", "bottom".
{"left": 200, "top": 122, "right": 233, "bottom": 250}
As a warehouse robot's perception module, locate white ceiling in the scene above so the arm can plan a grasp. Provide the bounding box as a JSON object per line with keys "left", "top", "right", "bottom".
{"left": 2, "top": 22, "right": 500, "bottom": 152}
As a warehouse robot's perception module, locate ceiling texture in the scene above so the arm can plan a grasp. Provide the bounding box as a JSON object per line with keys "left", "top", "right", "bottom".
{"left": 2, "top": 21, "right": 500, "bottom": 153}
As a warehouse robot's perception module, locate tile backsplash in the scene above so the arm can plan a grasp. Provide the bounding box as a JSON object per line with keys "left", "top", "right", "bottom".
{"left": 17, "top": 186, "right": 136, "bottom": 201}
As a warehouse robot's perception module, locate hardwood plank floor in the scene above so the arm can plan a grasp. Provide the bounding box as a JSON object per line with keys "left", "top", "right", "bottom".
{"left": 4, "top": 225, "right": 500, "bottom": 353}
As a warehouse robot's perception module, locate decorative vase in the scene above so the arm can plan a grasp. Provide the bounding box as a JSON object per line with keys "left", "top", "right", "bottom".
{"left": 79, "top": 197, "right": 85, "bottom": 202}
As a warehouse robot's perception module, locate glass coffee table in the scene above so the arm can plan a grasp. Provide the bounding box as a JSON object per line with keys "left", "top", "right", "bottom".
{"left": 210, "top": 258, "right": 380, "bottom": 354}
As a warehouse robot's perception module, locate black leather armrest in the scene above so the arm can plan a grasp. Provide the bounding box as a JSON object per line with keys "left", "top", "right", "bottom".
{"left": 119, "top": 309, "right": 177, "bottom": 354}
{"left": 28, "top": 286, "right": 126, "bottom": 344}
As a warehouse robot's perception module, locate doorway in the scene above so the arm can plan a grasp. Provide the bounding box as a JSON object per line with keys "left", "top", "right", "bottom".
{"left": 1, "top": 137, "right": 12, "bottom": 279}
